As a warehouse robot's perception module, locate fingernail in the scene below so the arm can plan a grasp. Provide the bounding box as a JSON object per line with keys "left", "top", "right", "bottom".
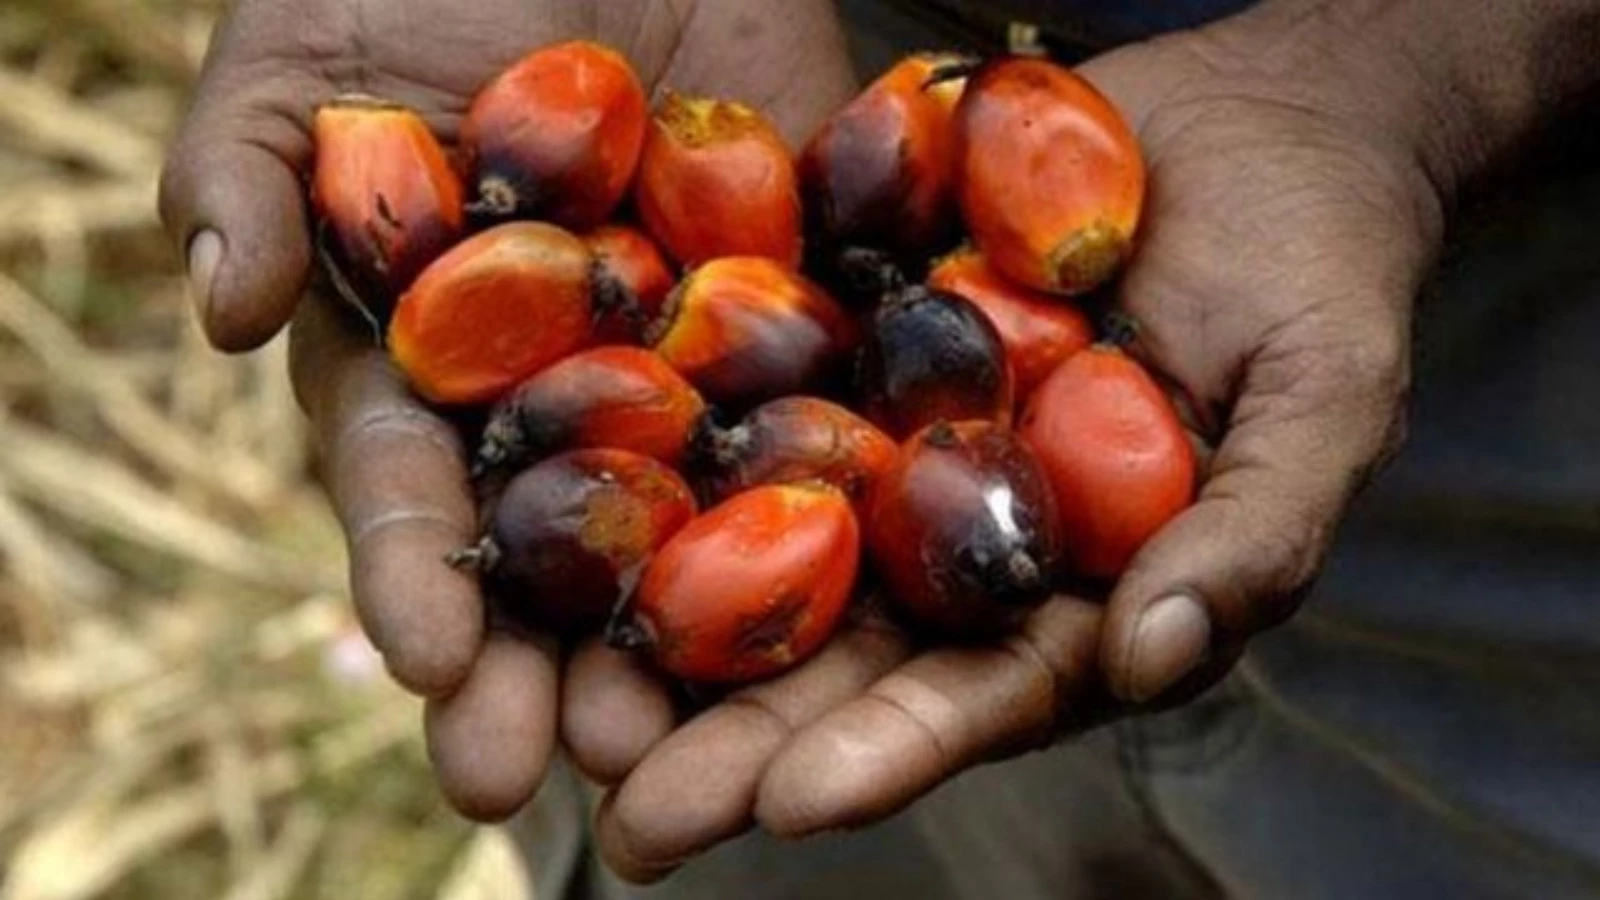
{"left": 186, "top": 229, "right": 223, "bottom": 320}
{"left": 1123, "top": 594, "right": 1210, "bottom": 702}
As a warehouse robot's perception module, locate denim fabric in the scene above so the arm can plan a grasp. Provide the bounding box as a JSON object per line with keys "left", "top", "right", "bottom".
{"left": 504, "top": 3, "right": 1600, "bottom": 897}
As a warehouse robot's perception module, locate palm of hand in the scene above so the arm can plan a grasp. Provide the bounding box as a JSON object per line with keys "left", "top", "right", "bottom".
{"left": 587, "top": 37, "right": 1433, "bottom": 882}
{"left": 163, "top": 2, "right": 1432, "bottom": 884}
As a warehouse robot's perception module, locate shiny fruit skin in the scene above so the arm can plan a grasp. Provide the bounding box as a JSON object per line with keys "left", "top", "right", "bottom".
{"left": 648, "top": 257, "right": 856, "bottom": 410}
{"left": 636, "top": 91, "right": 803, "bottom": 269}
{"left": 799, "top": 53, "right": 966, "bottom": 262}
{"left": 389, "top": 222, "right": 595, "bottom": 406}
{"left": 460, "top": 40, "right": 647, "bottom": 229}
{"left": 927, "top": 247, "right": 1093, "bottom": 397}
{"left": 954, "top": 57, "right": 1145, "bottom": 294}
{"left": 1020, "top": 345, "right": 1196, "bottom": 579}
{"left": 472, "top": 449, "right": 696, "bottom": 633}
{"left": 311, "top": 94, "right": 464, "bottom": 304}
{"left": 625, "top": 483, "right": 860, "bottom": 684}
{"left": 693, "top": 396, "right": 897, "bottom": 512}
{"left": 474, "top": 346, "right": 706, "bottom": 478}
{"left": 858, "top": 286, "right": 1014, "bottom": 439}
{"left": 867, "top": 420, "right": 1061, "bottom": 637}
{"left": 584, "top": 225, "right": 677, "bottom": 344}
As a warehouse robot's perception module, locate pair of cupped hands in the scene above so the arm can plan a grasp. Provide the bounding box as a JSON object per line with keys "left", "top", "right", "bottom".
{"left": 159, "top": 0, "right": 1440, "bottom": 882}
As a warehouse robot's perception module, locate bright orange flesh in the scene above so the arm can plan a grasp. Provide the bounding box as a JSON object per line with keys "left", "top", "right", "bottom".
{"left": 389, "top": 222, "right": 593, "bottom": 406}
{"left": 636, "top": 92, "right": 803, "bottom": 269}
{"left": 635, "top": 483, "right": 860, "bottom": 683}
{"left": 1019, "top": 345, "right": 1195, "bottom": 579}
{"left": 311, "top": 95, "right": 463, "bottom": 300}
{"left": 954, "top": 57, "right": 1145, "bottom": 294}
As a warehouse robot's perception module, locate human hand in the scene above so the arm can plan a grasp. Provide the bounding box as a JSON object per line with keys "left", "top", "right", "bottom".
{"left": 590, "top": 12, "right": 1450, "bottom": 880}
{"left": 158, "top": 0, "right": 857, "bottom": 820}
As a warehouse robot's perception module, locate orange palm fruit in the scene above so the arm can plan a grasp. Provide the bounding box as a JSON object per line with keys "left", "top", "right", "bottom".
{"left": 583, "top": 225, "right": 677, "bottom": 345}
{"left": 953, "top": 56, "right": 1145, "bottom": 294}
{"left": 613, "top": 483, "right": 860, "bottom": 684}
{"left": 451, "top": 449, "right": 697, "bottom": 633}
{"left": 927, "top": 246, "right": 1094, "bottom": 397}
{"left": 473, "top": 346, "right": 707, "bottom": 479}
{"left": 635, "top": 91, "right": 803, "bottom": 269}
{"left": 691, "top": 396, "right": 897, "bottom": 513}
{"left": 799, "top": 53, "right": 966, "bottom": 266}
{"left": 867, "top": 420, "right": 1061, "bottom": 637}
{"left": 388, "top": 222, "right": 603, "bottom": 406}
{"left": 1019, "top": 345, "right": 1196, "bottom": 579}
{"left": 460, "top": 40, "right": 648, "bottom": 229}
{"left": 647, "top": 257, "right": 856, "bottom": 410}
{"left": 857, "top": 284, "right": 1014, "bottom": 439}
{"left": 310, "top": 94, "right": 464, "bottom": 306}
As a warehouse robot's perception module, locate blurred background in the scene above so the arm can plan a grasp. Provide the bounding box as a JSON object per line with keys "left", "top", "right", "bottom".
{"left": 4, "top": 0, "right": 1597, "bottom": 897}
{"left": 0, "top": 2, "right": 517, "bottom": 897}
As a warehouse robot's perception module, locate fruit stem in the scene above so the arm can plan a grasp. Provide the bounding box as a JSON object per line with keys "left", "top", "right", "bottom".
{"left": 923, "top": 56, "right": 983, "bottom": 89}
{"left": 603, "top": 614, "right": 655, "bottom": 652}
{"left": 1101, "top": 310, "right": 1143, "bottom": 350}
{"left": 591, "top": 262, "right": 647, "bottom": 336}
{"left": 444, "top": 536, "right": 502, "bottom": 572}
{"left": 835, "top": 246, "right": 907, "bottom": 299}
{"left": 314, "top": 222, "right": 385, "bottom": 346}
{"left": 642, "top": 280, "right": 685, "bottom": 347}
{"left": 464, "top": 174, "right": 520, "bottom": 220}
{"left": 471, "top": 416, "right": 519, "bottom": 483}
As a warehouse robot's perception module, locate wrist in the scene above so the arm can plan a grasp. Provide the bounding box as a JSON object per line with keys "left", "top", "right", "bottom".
{"left": 1200, "top": 0, "right": 1600, "bottom": 204}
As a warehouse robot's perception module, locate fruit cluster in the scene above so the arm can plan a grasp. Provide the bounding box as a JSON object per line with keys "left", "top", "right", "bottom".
{"left": 309, "top": 42, "right": 1196, "bottom": 685}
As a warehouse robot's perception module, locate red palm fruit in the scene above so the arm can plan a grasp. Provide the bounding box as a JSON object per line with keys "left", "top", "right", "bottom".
{"left": 460, "top": 40, "right": 648, "bottom": 229}
{"left": 473, "top": 346, "right": 707, "bottom": 480}
{"left": 310, "top": 94, "right": 464, "bottom": 305}
{"left": 451, "top": 449, "right": 696, "bottom": 633}
{"left": 954, "top": 56, "right": 1145, "bottom": 294}
{"left": 691, "top": 396, "right": 897, "bottom": 513}
{"left": 799, "top": 53, "right": 966, "bottom": 263}
{"left": 927, "top": 247, "right": 1094, "bottom": 397}
{"left": 1020, "top": 345, "right": 1196, "bottom": 579}
{"left": 635, "top": 91, "right": 803, "bottom": 269}
{"left": 583, "top": 225, "right": 676, "bottom": 344}
{"left": 388, "top": 222, "right": 600, "bottom": 406}
{"left": 647, "top": 257, "right": 856, "bottom": 410}
{"left": 613, "top": 483, "right": 860, "bottom": 684}
{"left": 857, "top": 284, "right": 1014, "bottom": 439}
{"left": 867, "top": 420, "right": 1061, "bottom": 637}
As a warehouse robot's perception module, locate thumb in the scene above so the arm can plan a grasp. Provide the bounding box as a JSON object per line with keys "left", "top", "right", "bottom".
{"left": 1102, "top": 317, "right": 1411, "bottom": 703}
{"left": 159, "top": 77, "right": 321, "bottom": 352}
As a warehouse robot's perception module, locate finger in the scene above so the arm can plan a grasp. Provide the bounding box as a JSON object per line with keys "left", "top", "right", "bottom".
{"left": 425, "top": 634, "right": 561, "bottom": 822}
{"left": 561, "top": 637, "right": 677, "bottom": 786}
{"left": 289, "top": 295, "right": 484, "bottom": 697}
{"left": 756, "top": 597, "right": 1105, "bottom": 839}
{"left": 1101, "top": 322, "right": 1410, "bottom": 704}
{"left": 595, "top": 612, "right": 911, "bottom": 884}
{"left": 158, "top": 36, "right": 325, "bottom": 352}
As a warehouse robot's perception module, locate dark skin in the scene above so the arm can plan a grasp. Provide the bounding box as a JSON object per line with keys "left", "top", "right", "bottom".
{"left": 159, "top": 0, "right": 1599, "bottom": 884}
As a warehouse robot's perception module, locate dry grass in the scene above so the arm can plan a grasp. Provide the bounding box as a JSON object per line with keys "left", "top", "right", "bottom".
{"left": 0, "top": 2, "right": 512, "bottom": 897}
